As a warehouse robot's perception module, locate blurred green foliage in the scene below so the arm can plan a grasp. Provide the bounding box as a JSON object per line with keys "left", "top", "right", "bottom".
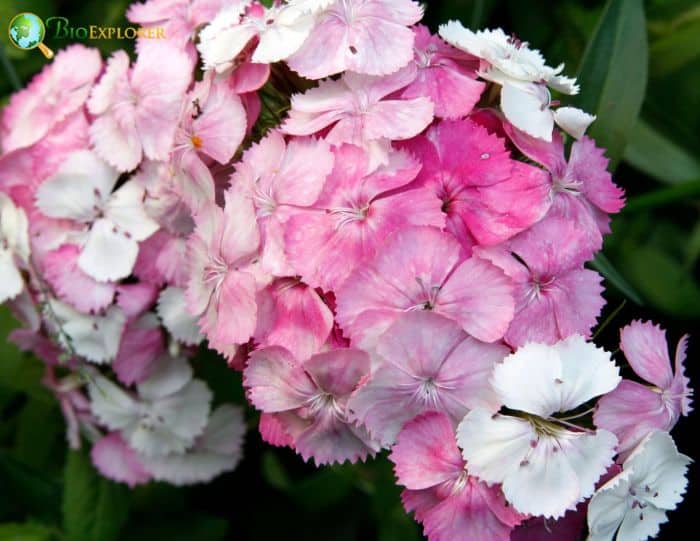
{"left": 1, "top": 1, "right": 699, "bottom": 539}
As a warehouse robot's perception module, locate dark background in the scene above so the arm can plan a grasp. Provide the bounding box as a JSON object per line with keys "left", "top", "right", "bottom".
{"left": 1, "top": 0, "right": 698, "bottom": 539}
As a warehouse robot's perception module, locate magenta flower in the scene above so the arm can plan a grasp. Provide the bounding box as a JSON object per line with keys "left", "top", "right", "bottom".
{"left": 403, "top": 118, "right": 550, "bottom": 249}
{"left": 336, "top": 226, "right": 514, "bottom": 348}
{"left": 244, "top": 345, "right": 380, "bottom": 465}
{"left": 595, "top": 321, "right": 693, "bottom": 455}
{"left": 390, "top": 412, "right": 523, "bottom": 541}
{"left": 400, "top": 25, "right": 485, "bottom": 119}
{"left": 348, "top": 311, "right": 508, "bottom": 446}
{"left": 284, "top": 145, "right": 444, "bottom": 290}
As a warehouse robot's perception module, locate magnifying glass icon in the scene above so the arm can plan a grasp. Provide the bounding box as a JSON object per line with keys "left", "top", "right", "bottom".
{"left": 8, "top": 12, "right": 55, "bottom": 59}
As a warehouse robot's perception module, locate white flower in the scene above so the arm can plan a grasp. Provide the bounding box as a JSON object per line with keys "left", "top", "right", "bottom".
{"left": 36, "top": 150, "right": 159, "bottom": 282}
{"left": 48, "top": 299, "right": 126, "bottom": 364}
{"left": 157, "top": 286, "right": 203, "bottom": 346}
{"left": 198, "top": 2, "right": 314, "bottom": 73}
{"left": 439, "top": 23, "right": 594, "bottom": 141}
{"left": 286, "top": 0, "right": 336, "bottom": 14}
{"left": 0, "top": 193, "right": 30, "bottom": 303}
{"left": 457, "top": 335, "right": 621, "bottom": 519}
{"left": 138, "top": 405, "right": 245, "bottom": 485}
{"left": 88, "top": 356, "right": 212, "bottom": 456}
{"left": 587, "top": 431, "right": 692, "bottom": 541}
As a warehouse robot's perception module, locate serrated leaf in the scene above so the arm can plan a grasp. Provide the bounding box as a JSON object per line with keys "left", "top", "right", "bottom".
{"left": 62, "top": 451, "right": 129, "bottom": 541}
{"left": 623, "top": 119, "right": 700, "bottom": 184}
{"left": 0, "top": 523, "right": 56, "bottom": 541}
{"left": 575, "top": 0, "right": 648, "bottom": 169}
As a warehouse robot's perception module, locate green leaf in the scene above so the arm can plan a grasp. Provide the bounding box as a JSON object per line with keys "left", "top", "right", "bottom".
{"left": 650, "top": 18, "right": 700, "bottom": 77}
{"left": 0, "top": 451, "right": 62, "bottom": 523}
{"left": 62, "top": 451, "right": 129, "bottom": 541}
{"left": 623, "top": 120, "right": 700, "bottom": 184}
{"left": 575, "top": 0, "right": 648, "bottom": 169}
{"left": 121, "top": 515, "right": 227, "bottom": 541}
{"left": 589, "top": 253, "right": 644, "bottom": 305}
{"left": 261, "top": 451, "right": 291, "bottom": 492}
{"left": 13, "top": 399, "right": 62, "bottom": 471}
{"left": 620, "top": 246, "right": 700, "bottom": 318}
{"left": 622, "top": 178, "right": 700, "bottom": 212}
{"left": 0, "top": 523, "right": 57, "bottom": 541}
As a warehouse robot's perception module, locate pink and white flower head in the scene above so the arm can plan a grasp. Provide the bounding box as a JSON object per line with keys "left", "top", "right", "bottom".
{"left": 439, "top": 23, "right": 593, "bottom": 140}
{"left": 390, "top": 412, "right": 523, "bottom": 541}
{"left": 348, "top": 311, "right": 508, "bottom": 446}
{"left": 457, "top": 335, "right": 621, "bottom": 519}
{"left": 137, "top": 404, "right": 246, "bottom": 485}
{"left": 505, "top": 125, "right": 625, "bottom": 252}
{"left": 244, "top": 345, "right": 380, "bottom": 465}
{"left": 230, "top": 130, "right": 334, "bottom": 277}
{"left": 46, "top": 299, "right": 126, "bottom": 364}
{"left": 477, "top": 216, "right": 605, "bottom": 348}
{"left": 595, "top": 321, "right": 692, "bottom": 456}
{"left": 88, "top": 355, "right": 212, "bottom": 457}
{"left": 173, "top": 76, "right": 247, "bottom": 212}
{"left": 287, "top": 0, "right": 423, "bottom": 79}
{"left": 400, "top": 25, "right": 485, "bottom": 119}
{"left": 1, "top": 45, "right": 102, "bottom": 153}
{"left": 336, "top": 226, "right": 514, "bottom": 349}
{"left": 36, "top": 150, "right": 160, "bottom": 282}
{"left": 186, "top": 191, "right": 268, "bottom": 357}
{"left": 157, "top": 286, "right": 204, "bottom": 346}
{"left": 284, "top": 146, "right": 444, "bottom": 290}
{"left": 402, "top": 118, "right": 550, "bottom": 249}
{"left": 281, "top": 66, "right": 434, "bottom": 150}
{"left": 0, "top": 193, "right": 30, "bottom": 303}
{"left": 198, "top": 1, "right": 313, "bottom": 72}
{"left": 587, "top": 431, "right": 691, "bottom": 541}
{"left": 87, "top": 43, "right": 193, "bottom": 172}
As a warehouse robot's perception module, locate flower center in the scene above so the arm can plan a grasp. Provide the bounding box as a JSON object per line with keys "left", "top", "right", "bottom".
{"left": 190, "top": 135, "right": 203, "bottom": 150}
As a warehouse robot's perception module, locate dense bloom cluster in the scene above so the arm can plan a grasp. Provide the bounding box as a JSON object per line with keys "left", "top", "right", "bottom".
{"left": 0, "top": 1, "right": 693, "bottom": 539}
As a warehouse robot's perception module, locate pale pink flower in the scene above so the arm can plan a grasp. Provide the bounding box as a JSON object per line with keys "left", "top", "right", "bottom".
{"left": 35, "top": 150, "right": 160, "bottom": 282}
{"left": 87, "top": 44, "right": 193, "bottom": 172}
{"left": 185, "top": 193, "right": 268, "bottom": 357}
{"left": 254, "top": 278, "right": 334, "bottom": 362}
{"left": 390, "top": 412, "right": 523, "bottom": 541}
{"left": 402, "top": 118, "right": 550, "bottom": 249}
{"left": 477, "top": 216, "right": 605, "bottom": 348}
{"left": 505, "top": 125, "right": 625, "bottom": 252}
{"left": 348, "top": 311, "right": 508, "bottom": 446}
{"left": 285, "top": 146, "right": 444, "bottom": 290}
{"left": 287, "top": 0, "right": 423, "bottom": 79}
{"left": 595, "top": 321, "right": 692, "bottom": 455}
{"left": 157, "top": 286, "right": 203, "bottom": 346}
{"left": 230, "top": 130, "right": 334, "bottom": 276}
{"left": 281, "top": 66, "right": 434, "bottom": 148}
{"left": 113, "top": 313, "right": 165, "bottom": 385}
{"left": 336, "top": 226, "right": 514, "bottom": 348}
{"left": 458, "top": 336, "right": 620, "bottom": 519}
{"left": 244, "top": 345, "right": 379, "bottom": 465}
{"left": 173, "top": 76, "right": 247, "bottom": 212}
{"left": 0, "top": 192, "right": 30, "bottom": 303}
{"left": 400, "top": 25, "right": 485, "bottom": 119}
{"left": 91, "top": 432, "right": 152, "bottom": 487}
{"left": 1, "top": 45, "right": 101, "bottom": 152}
{"left": 116, "top": 282, "right": 159, "bottom": 319}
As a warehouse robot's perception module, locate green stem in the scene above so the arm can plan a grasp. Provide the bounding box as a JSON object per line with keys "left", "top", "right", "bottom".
{"left": 593, "top": 299, "right": 627, "bottom": 340}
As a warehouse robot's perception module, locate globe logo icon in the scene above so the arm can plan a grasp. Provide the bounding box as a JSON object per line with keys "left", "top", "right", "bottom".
{"left": 8, "top": 12, "right": 54, "bottom": 59}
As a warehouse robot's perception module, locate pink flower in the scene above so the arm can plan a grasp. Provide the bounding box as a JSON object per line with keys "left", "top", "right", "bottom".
{"left": 185, "top": 192, "right": 268, "bottom": 357}
{"left": 284, "top": 146, "right": 444, "bottom": 290}
{"left": 477, "top": 216, "right": 605, "bottom": 348}
{"left": 244, "top": 345, "right": 379, "bottom": 465}
{"left": 254, "top": 278, "right": 334, "bottom": 362}
{"left": 595, "top": 321, "right": 692, "bottom": 455}
{"left": 281, "top": 66, "right": 434, "bottom": 148}
{"left": 336, "top": 226, "right": 514, "bottom": 348}
{"left": 173, "top": 76, "right": 247, "bottom": 212}
{"left": 348, "top": 311, "right": 508, "bottom": 446}
{"left": 230, "top": 130, "right": 334, "bottom": 276}
{"left": 88, "top": 44, "right": 193, "bottom": 172}
{"left": 400, "top": 26, "right": 485, "bottom": 119}
{"left": 505, "top": 125, "right": 625, "bottom": 252}
{"left": 390, "top": 412, "right": 523, "bottom": 541}
{"left": 287, "top": 0, "right": 423, "bottom": 79}
{"left": 92, "top": 432, "right": 152, "bottom": 487}
{"left": 1, "top": 45, "right": 101, "bottom": 153}
{"left": 113, "top": 314, "right": 165, "bottom": 385}
{"left": 402, "top": 118, "right": 550, "bottom": 249}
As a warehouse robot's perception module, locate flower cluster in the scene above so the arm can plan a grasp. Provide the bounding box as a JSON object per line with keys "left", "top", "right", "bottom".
{"left": 0, "top": 1, "right": 693, "bottom": 539}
